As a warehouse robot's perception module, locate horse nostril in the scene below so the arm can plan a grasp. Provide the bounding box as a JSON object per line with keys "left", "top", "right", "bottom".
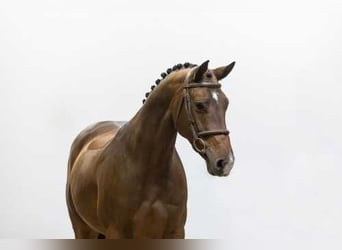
{"left": 216, "top": 159, "right": 227, "bottom": 170}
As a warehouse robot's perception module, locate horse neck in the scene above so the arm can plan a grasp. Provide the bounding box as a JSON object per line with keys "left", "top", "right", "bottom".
{"left": 120, "top": 76, "right": 184, "bottom": 176}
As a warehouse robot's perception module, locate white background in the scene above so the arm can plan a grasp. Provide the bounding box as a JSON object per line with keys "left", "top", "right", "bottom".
{"left": 0, "top": 0, "right": 342, "bottom": 248}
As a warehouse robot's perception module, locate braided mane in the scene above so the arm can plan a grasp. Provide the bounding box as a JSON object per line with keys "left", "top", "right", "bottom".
{"left": 142, "top": 62, "right": 197, "bottom": 104}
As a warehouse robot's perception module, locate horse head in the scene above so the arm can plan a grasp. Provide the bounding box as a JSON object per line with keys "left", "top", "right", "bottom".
{"left": 172, "top": 60, "right": 235, "bottom": 177}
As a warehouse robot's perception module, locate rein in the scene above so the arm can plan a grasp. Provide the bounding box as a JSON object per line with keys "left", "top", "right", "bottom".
{"left": 175, "top": 82, "right": 229, "bottom": 155}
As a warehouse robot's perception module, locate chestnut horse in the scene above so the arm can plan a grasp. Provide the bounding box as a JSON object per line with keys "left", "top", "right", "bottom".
{"left": 66, "top": 60, "right": 235, "bottom": 239}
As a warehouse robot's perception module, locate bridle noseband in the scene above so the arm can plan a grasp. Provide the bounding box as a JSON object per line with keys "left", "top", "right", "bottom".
{"left": 175, "top": 82, "right": 230, "bottom": 155}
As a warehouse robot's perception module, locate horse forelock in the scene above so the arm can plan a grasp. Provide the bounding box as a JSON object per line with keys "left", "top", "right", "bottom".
{"left": 142, "top": 63, "right": 197, "bottom": 104}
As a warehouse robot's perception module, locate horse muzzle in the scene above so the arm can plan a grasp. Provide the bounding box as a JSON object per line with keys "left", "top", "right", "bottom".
{"left": 205, "top": 149, "right": 235, "bottom": 177}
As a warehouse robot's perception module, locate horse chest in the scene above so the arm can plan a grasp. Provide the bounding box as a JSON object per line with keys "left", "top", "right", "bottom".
{"left": 131, "top": 198, "right": 185, "bottom": 238}
{"left": 109, "top": 172, "right": 186, "bottom": 237}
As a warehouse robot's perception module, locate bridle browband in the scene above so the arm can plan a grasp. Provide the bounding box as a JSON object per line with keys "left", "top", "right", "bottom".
{"left": 175, "top": 82, "right": 230, "bottom": 155}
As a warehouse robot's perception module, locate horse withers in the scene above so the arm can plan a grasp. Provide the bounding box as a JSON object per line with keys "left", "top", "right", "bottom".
{"left": 66, "top": 60, "right": 235, "bottom": 238}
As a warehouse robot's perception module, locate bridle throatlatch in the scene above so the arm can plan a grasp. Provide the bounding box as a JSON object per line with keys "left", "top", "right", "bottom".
{"left": 175, "top": 82, "right": 230, "bottom": 155}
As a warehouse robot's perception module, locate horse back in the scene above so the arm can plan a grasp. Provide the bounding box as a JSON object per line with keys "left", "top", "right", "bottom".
{"left": 67, "top": 121, "right": 124, "bottom": 175}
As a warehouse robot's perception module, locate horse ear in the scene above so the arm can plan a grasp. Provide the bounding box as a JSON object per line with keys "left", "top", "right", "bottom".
{"left": 189, "top": 60, "right": 210, "bottom": 83}
{"left": 213, "top": 61, "right": 235, "bottom": 81}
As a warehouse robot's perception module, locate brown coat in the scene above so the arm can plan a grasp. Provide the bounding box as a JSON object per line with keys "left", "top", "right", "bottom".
{"left": 66, "top": 61, "right": 235, "bottom": 238}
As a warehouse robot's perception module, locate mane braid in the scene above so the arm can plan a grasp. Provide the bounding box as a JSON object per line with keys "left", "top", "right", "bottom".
{"left": 142, "top": 62, "right": 197, "bottom": 104}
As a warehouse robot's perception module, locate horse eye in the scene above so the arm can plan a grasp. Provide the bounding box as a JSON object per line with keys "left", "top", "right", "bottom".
{"left": 195, "top": 102, "right": 208, "bottom": 111}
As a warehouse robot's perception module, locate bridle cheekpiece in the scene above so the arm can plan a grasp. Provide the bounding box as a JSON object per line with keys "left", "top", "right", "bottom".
{"left": 176, "top": 82, "right": 230, "bottom": 155}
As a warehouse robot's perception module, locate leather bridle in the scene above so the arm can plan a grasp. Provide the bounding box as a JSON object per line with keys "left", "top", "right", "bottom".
{"left": 175, "top": 82, "right": 230, "bottom": 155}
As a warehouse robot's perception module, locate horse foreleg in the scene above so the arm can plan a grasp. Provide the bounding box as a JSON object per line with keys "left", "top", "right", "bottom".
{"left": 164, "top": 227, "right": 185, "bottom": 239}
{"left": 105, "top": 224, "right": 122, "bottom": 239}
{"left": 132, "top": 200, "right": 168, "bottom": 239}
